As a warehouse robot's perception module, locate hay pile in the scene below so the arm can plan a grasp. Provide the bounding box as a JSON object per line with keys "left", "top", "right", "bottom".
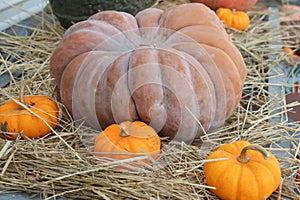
{"left": 0, "top": 1, "right": 299, "bottom": 199}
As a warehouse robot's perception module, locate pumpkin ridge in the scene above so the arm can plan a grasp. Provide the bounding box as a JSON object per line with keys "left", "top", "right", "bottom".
{"left": 135, "top": 8, "right": 163, "bottom": 30}
{"left": 96, "top": 132, "right": 130, "bottom": 156}
{"left": 89, "top": 11, "right": 139, "bottom": 33}
{"left": 215, "top": 160, "right": 239, "bottom": 198}
{"left": 60, "top": 51, "right": 98, "bottom": 115}
{"left": 157, "top": 47, "right": 215, "bottom": 138}
{"left": 30, "top": 105, "right": 57, "bottom": 120}
{"left": 63, "top": 20, "right": 122, "bottom": 39}
{"left": 139, "top": 8, "right": 162, "bottom": 28}
{"left": 95, "top": 57, "right": 121, "bottom": 127}
{"left": 72, "top": 52, "right": 118, "bottom": 129}
{"left": 219, "top": 143, "right": 240, "bottom": 156}
{"left": 65, "top": 30, "right": 120, "bottom": 47}
{"left": 173, "top": 26, "right": 246, "bottom": 81}
{"left": 242, "top": 162, "right": 270, "bottom": 199}
{"left": 172, "top": 48, "right": 219, "bottom": 129}
{"left": 103, "top": 125, "right": 127, "bottom": 152}
{"left": 127, "top": 48, "right": 161, "bottom": 124}
{"left": 176, "top": 24, "right": 228, "bottom": 37}
{"left": 102, "top": 51, "right": 141, "bottom": 126}
{"left": 267, "top": 155, "right": 282, "bottom": 189}
{"left": 200, "top": 44, "right": 241, "bottom": 118}
{"left": 116, "top": 137, "right": 131, "bottom": 152}
{"left": 248, "top": 159, "right": 278, "bottom": 190}
{"left": 236, "top": 165, "right": 247, "bottom": 200}
{"left": 50, "top": 32, "right": 113, "bottom": 90}
{"left": 231, "top": 141, "right": 243, "bottom": 155}
{"left": 159, "top": 3, "right": 224, "bottom": 32}
{"left": 228, "top": 161, "right": 243, "bottom": 200}
{"left": 16, "top": 115, "right": 21, "bottom": 134}
{"left": 126, "top": 53, "right": 141, "bottom": 122}
{"left": 165, "top": 25, "right": 228, "bottom": 48}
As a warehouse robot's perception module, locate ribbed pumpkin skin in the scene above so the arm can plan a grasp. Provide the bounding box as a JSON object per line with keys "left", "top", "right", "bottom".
{"left": 190, "top": 0, "right": 258, "bottom": 12}
{"left": 94, "top": 121, "right": 160, "bottom": 161}
{"left": 0, "top": 96, "right": 59, "bottom": 139}
{"left": 204, "top": 141, "right": 281, "bottom": 200}
{"left": 50, "top": 3, "right": 247, "bottom": 144}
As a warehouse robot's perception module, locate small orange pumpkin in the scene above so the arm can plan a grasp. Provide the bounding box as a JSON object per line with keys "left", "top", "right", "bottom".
{"left": 216, "top": 8, "right": 250, "bottom": 31}
{"left": 204, "top": 141, "right": 281, "bottom": 200}
{"left": 94, "top": 121, "right": 161, "bottom": 163}
{"left": 282, "top": 47, "right": 298, "bottom": 58}
{"left": 0, "top": 84, "right": 59, "bottom": 140}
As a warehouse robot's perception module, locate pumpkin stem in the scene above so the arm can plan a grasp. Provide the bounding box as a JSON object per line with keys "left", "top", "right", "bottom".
{"left": 237, "top": 145, "right": 269, "bottom": 163}
{"left": 19, "top": 83, "right": 27, "bottom": 105}
{"left": 19, "top": 82, "right": 32, "bottom": 108}
{"left": 120, "top": 124, "right": 130, "bottom": 137}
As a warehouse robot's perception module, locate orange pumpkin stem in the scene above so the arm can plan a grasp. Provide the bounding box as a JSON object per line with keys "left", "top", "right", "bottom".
{"left": 237, "top": 145, "right": 269, "bottom": 163}
{"left": 120, "top": 124, "right": 130, "bottom": 137}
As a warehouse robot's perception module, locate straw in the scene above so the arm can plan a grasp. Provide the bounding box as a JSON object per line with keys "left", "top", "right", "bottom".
{"left": 0, "top": 0, "right": 299, "bottom": 199}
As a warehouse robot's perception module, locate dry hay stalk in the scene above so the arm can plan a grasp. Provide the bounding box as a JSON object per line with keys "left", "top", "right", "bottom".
{"left": 0, "top": 1, "right": 300, "bottom": 199}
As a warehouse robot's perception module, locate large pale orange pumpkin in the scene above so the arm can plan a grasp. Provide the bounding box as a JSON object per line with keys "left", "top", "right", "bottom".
{"left": 204, "top": 141, "right": 281, "bottom": 200}
{"left": 50, "top": 3, "right": 247, "bottom": 143}
{"left": 190, "top": 0, "right": 258, "bottom": 12}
